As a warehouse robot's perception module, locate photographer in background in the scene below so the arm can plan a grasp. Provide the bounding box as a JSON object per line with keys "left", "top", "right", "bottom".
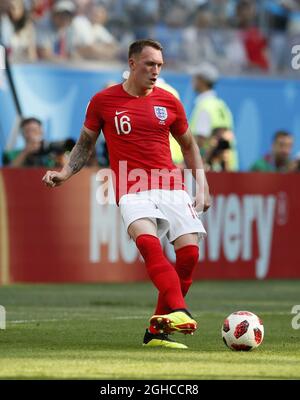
{"left": 205, "top": 128, "right": 235, "bottom": 172}
{"left": 2, "top": 117, "right": 75, "bottom": 168}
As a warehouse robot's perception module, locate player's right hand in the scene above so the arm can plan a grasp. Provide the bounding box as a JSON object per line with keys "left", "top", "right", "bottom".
{"left": 42, "top": 170, "right": 68, "bottom": 188}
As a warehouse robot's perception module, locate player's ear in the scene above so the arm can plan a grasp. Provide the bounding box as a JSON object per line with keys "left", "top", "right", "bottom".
{"left": 128, "top": 57, "right": 136, "bottom": 71}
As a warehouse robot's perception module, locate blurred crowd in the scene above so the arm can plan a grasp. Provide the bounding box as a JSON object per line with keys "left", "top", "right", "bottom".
{"left": 3, "top": 112, "right": 299, "bottom": 172}
{"left": 1, "top": 0, "right": 300, "bottom": 74}
{"left": 1, "top": 0, "right": 300, "bottom": 172}
{"left": 2, "top": 67, "right": 299, "bottom": 173}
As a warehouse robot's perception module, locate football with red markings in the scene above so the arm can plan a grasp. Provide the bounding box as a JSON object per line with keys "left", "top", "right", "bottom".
{"left": 222, "top": 311, "right": 264, "bottom": 351}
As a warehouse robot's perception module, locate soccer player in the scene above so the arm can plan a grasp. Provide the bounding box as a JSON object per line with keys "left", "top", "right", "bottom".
{"left": 42, "top": 39, "right": 211, "bottom": 349}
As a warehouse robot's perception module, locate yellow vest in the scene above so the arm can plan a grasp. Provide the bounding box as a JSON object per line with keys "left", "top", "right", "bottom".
{"left": 190, "top": 95, "right": 233, "bottom": 134}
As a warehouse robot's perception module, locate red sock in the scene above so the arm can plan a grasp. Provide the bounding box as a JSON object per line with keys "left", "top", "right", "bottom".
{"left": 175, "top": 245, "right": 199, "bottom": 296}
{"left": 154, "top": 292, "right": 172, "bottom": 316}
{"left": 152, "top": 245, "right": 200, "bottom": 320}
{"left": 136, "top": 234, "right": 186, "bottom": 315}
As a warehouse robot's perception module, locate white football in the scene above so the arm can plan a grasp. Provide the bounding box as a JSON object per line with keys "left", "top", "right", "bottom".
{"left": 222, "top": 311, "right": 264, "bottom": 351}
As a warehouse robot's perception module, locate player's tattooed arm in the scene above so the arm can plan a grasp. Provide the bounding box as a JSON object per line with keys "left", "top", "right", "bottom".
{"left": 42, "top": 127, "right": 98, "bottom": 188}
{"left": 68, "top": 129, "right": 95, "bottom": 174}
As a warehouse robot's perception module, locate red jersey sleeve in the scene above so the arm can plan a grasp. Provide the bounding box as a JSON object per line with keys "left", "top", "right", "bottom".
{"left": 169, "top": 97, "right": 188, "bottom": 137}
{"left": 84, "top": 94, "right": 104, "bottom": 133}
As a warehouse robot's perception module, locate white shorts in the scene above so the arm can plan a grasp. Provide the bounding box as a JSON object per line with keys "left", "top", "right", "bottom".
{"left": 119, "top": 189, "right": 207, "bottom": 243}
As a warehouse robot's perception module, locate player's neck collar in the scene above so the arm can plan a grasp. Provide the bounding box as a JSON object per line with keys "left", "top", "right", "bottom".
{"left": 122, "top": 82, "right": 154, "bottom": 98}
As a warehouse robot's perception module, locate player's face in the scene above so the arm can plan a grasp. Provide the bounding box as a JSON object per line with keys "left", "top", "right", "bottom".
{"left": 130, "top": 46, "right": 164, "bottom": 91}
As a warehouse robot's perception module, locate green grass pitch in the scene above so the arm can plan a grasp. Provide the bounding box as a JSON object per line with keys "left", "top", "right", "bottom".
{"left": 0, "top": 280, "right": 300, "bottom": 380}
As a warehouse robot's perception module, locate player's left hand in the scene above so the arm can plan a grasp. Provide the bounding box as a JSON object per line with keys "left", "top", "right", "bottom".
{"left": 194, "top": 184, "right": 211, "bottom": 213}
{"left": 202, "top": 191, "right": 211, "bottom": 212}
{"left": 42, "top": 170, "right": 68, "bottom": 188}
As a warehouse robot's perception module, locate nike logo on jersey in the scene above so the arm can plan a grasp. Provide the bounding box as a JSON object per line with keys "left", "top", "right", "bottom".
{"left": 115, "top": 110, "right": 129, "bottom": 115}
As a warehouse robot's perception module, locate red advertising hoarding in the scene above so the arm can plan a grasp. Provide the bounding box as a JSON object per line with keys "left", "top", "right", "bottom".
{"left": 0, "top": 168, "right": 299, "bottom": 283}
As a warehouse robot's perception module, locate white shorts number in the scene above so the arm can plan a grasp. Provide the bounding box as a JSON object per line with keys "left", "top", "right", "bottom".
{"left": 114, "top": 115, "right": 132, "bottom": 135}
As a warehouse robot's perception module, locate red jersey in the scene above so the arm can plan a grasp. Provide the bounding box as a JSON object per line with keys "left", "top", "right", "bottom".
{"left": 84, "top": 83, "right": 188, "bottom": 201}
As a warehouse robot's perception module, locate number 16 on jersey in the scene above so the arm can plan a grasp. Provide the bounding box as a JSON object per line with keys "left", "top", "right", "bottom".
{"left": 114, "top": 114, "right": 132, "bottom": 135}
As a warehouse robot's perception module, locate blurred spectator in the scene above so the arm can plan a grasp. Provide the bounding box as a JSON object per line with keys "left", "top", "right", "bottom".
{"left": 235, "top": 0, "right": 270, "bottom": 71}
{"left": 250, "top": 130, "right": 294, "bottom": 172}
{"left": 287, "top": 1, "right": 300, "bottom": 35}
{"left": 150, "top": 6, "right": 185, "bottom": 67}
{"left": 266, "top": 0, "right": 300, "bottom": 72}
{"left": 73, "top": 0, "right": 94, "bottom": 15}
{"left": 36, "top": 0, "right": 120, "bottom": 62}
{"left": 205, "top": 0, "right": 235, "bottom": 26}
{"left": 36, "top": 0, "right": 77, "bottom": 60}
{"left": 125, "top": 0, "right": 160, "bottom": 38}
{"left": 182, "top": 9, "right": 218, "bottom": 68}
{"left": 84, "top": 3, "right": 120, "bottom": 60}
{"left": 30, "top": 0, "right": 54, "bottom": 21}
{"left": 36, "top": 0, "right": 91, "bottom": 61}
{"left": 0, "top": 0, "right": 37, "bottom": 62}
{"left": 159, "top": 0, "right": 200, "bottom": 18}
{"left": 182, "top": 8, "right": 247, "bottom": 73}
{"left": 2, "top": 117, "right": 75, "bottom": 167}
{"left": 265, "top": 0, "right": 289, "bottom": 72}
{"left": 264, "top": 0, "right": 290, "bottom": 35}
{"left": 189, "top": 62, "right": 238, "bottom": 171}
{"left": 103, "top": 1, "right": 134, "bottom": 57}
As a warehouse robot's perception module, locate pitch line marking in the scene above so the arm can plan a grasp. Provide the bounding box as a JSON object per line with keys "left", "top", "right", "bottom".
{"left": 9, "top": 316, "right": 146, "bottom": 324}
